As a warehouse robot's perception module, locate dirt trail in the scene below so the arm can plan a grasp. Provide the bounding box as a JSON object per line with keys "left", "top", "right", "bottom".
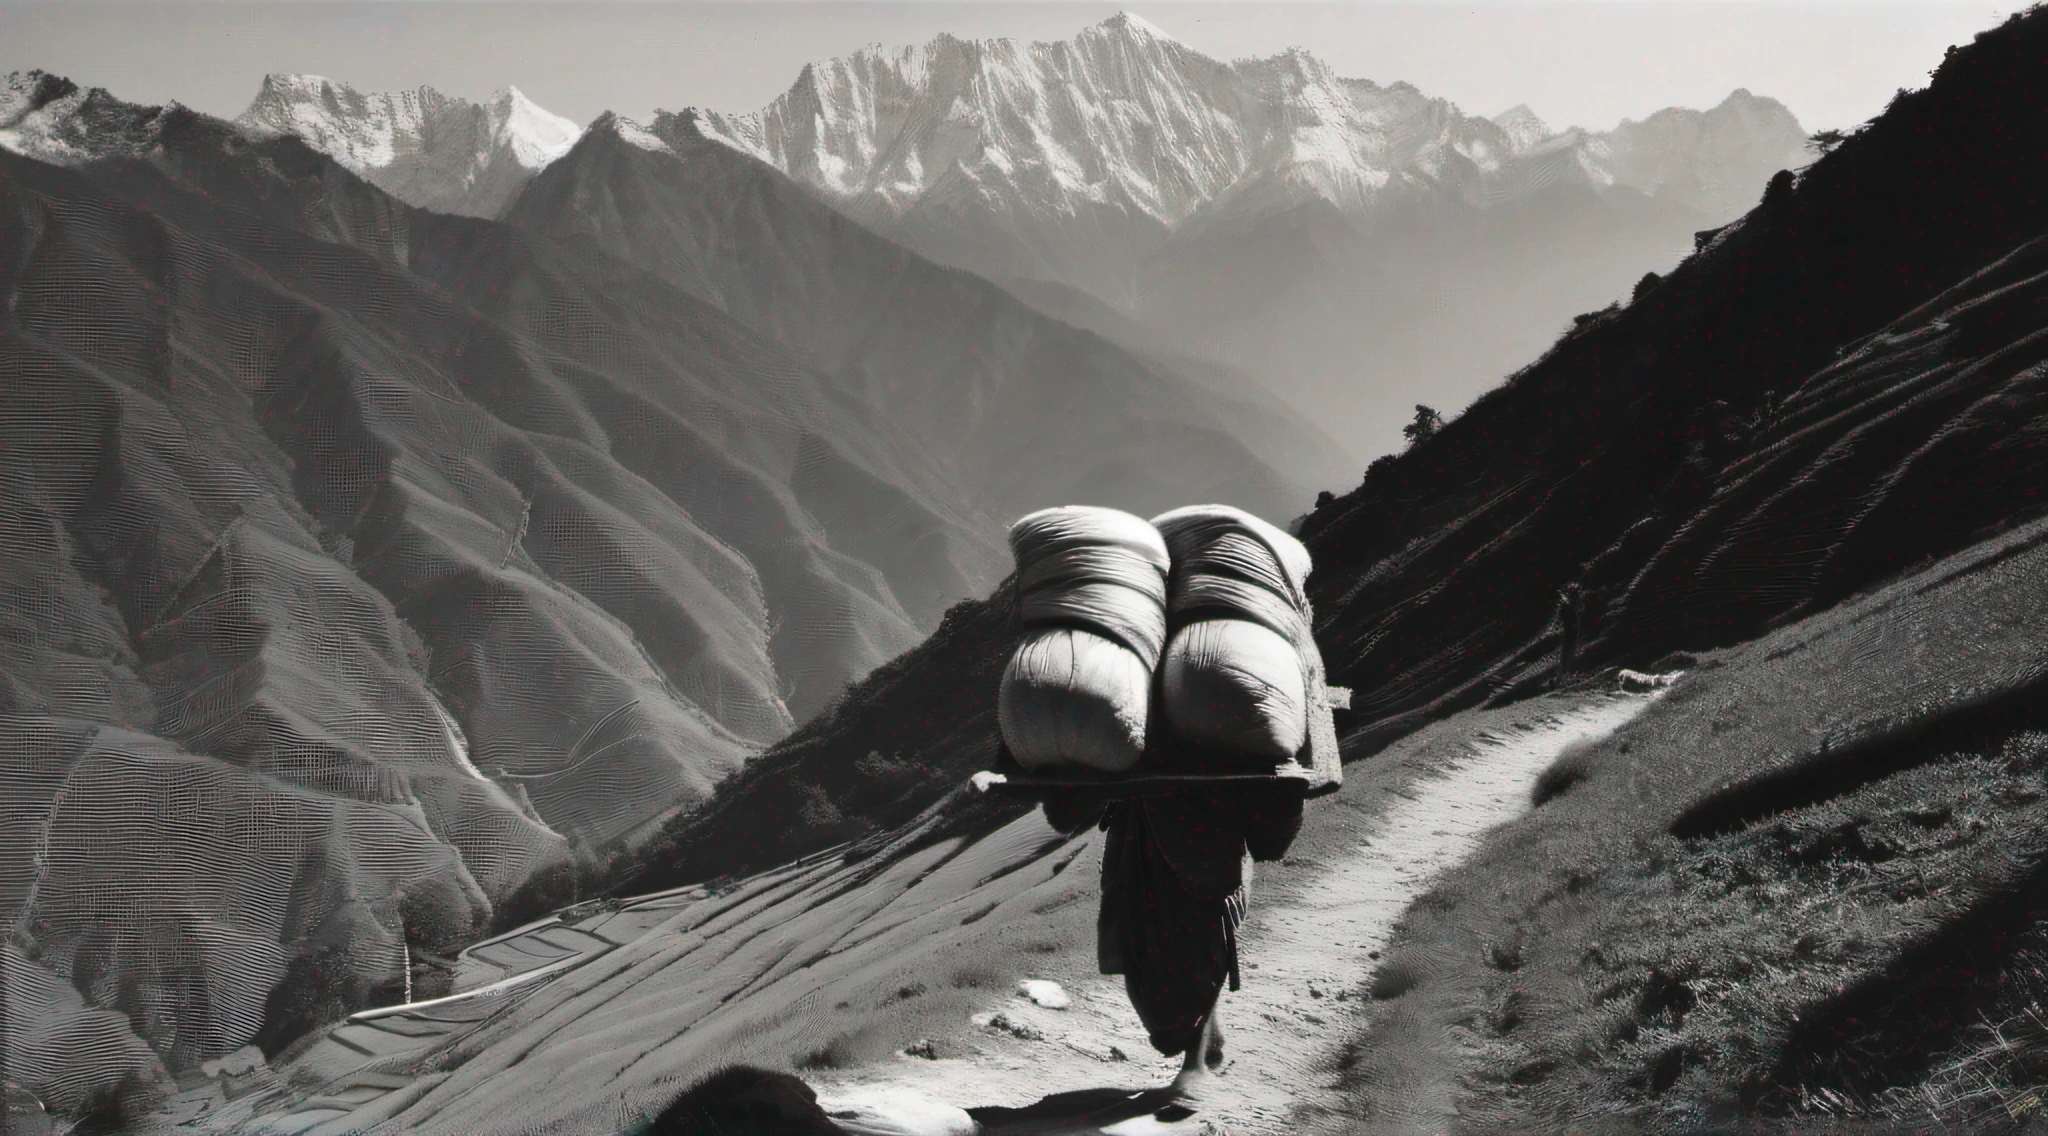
{"left": 808, "top": 691, "right": 1665, "bottom": 1136}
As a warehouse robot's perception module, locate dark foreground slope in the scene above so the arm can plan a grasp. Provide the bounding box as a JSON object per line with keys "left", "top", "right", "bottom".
{"left": 1334, "top": 485, "right": 2048, "bottom": 1134}
{"left": 1297, "top": 5, "right": 2048, "bottom": 753}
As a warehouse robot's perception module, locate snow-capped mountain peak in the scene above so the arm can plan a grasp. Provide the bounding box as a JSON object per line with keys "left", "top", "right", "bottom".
{"left": 1491, "top": 103, "right": 1552, "bottom": 153}
{"left": 596, "top": 110, "right": 674, "bottom": 155}
{"left": 235, "top": 74, "right": 585, "bottom": 216}
{"left": 0, "top": 70, "right": 174, "bottom": 164}
{"left": 239, "top": 73, "right": 426, "bottom": 170}
{"left": 487, "top": 85, "right": 581, "bottom": 169}
{"left": 1086, "top": 11, "right": 1185, "bottom": 46}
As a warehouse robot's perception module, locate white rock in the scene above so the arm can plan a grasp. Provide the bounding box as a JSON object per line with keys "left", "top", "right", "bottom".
{"left": 1618, "top": 668, "right": 1685, "bottom": 691}
{"left": 816, "top": 1084, "right": 978, "bottom": 1136}
{"left": 1016, "top": 979, "right": 1071, "bottom": 1009}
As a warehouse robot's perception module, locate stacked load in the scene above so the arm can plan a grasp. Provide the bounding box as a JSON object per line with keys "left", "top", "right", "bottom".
{"left": 1151, "top": 505, "right": 1322, "bottom": 766}
{"left": 997, "top": 506, "right": 1172, "bottom": 772}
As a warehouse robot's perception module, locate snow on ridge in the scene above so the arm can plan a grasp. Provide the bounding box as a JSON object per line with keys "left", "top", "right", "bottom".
{"left": 238, "top": 73, "right": 582, "bottom": 175}
{"left": 0, "top": 71, "right": 169, "bottom": 164}
{"left": 239, "top": 73, "right": 424, "bottom": 171}
{"left": 1083, "top": 11, "right": 1186, "bottom": 46}
{"left": 608, "top": 114, "right": 673, "bottom": 155}
{"left": 489, "top": 85, "right": 580, "bottom": 169}
{"left": 676, "top": 13, "right": 1802, "bottom": 233}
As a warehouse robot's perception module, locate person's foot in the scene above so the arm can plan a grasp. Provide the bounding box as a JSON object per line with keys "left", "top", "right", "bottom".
{"left": 1204, "top": 1017, "right": 1226, "bottom": 1072}
{"left": 1169, "top": 1062, "right": 1215, "bottom": 1104}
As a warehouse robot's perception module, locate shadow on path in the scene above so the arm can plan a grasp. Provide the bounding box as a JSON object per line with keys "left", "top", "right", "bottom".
{"left": 968, "top": 1086, "right": 1198, "bottom": 1134}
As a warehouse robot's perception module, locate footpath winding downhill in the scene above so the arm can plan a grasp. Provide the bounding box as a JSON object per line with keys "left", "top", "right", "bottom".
{"left": 157, "top": 687, "right": 1665, "bottom": 1136}
{"left": 808, "top": 690, "right": 1667, "bottom": 1136}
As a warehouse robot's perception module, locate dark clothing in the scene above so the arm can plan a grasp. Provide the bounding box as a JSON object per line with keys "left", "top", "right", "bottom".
{"left": 1089, "top": 786, "right": 1304, "bottom": 1057}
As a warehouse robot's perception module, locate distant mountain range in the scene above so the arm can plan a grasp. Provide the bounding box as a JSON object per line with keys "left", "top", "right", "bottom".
{"left": 686, "top": 14, "right": 1814, "bottom": 455}
{"left": 237, "top": 74, "right": 580, "bottom": 217}
{"left": 693, "top": 13, "right": 1801, "bottom": 268}
{"left": 217, "top": 15, "right": 1807, "bottom": 456}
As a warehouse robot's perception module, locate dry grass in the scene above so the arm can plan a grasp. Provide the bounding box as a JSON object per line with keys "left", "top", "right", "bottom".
{"left": 1324, "top": 515, "right": 2048, "bottom": 1134}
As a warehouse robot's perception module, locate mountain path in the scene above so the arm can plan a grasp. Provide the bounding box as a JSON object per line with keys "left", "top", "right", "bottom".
{"left": 808, "top": 690, "right": 1665, "bottom": 1135}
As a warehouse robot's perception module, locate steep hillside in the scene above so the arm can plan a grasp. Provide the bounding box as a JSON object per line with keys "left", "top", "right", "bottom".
{"left": 1322, "top": 506, "right": 2048, "bottom": 1132}
{"left": 0, "top": 78, "right": 1008, "bottom": 1115}
{"left": 1297, "top": 5, "right": 2048, "bottom": 753}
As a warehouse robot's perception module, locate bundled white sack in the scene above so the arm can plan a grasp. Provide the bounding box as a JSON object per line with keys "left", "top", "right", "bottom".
{"left": 1151, "top": 505, "right": 1326, "bottom": 765}
{"left": 999, "top": 506, "right": 1170, "bottom": 772}
{"left": 1160, "top": 618, "right": 1308, "bottom": 761}
{"left": 1151, "top": 504, "right": 1313, "bottom": 647}
{"left": 1000, "top": 627, "right": 1155, "bottom": 772}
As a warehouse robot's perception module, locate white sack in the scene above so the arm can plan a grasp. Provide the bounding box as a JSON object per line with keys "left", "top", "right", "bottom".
{"left": 1160, "top": 618, "right": 1309, "bottom": 762}
{"left": 1009, "top": 506, "right": 1170, "bottom": 667}
{"left": 1149, "top": 505, "right": 1313, "bottom": 647}
{"left": 999, "top": 626, "right": 1151, "bottom": 772}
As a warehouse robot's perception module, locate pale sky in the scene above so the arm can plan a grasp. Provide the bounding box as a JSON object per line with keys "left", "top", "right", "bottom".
{"left": 1, "top": 1, "right": 2027, "bottom": 137}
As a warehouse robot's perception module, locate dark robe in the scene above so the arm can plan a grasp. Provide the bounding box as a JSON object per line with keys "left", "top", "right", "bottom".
{"left": 1088, "top": 785, "right": 1304, "bottom": 1057}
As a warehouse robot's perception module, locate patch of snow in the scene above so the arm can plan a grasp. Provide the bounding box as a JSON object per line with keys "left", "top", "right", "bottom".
{"left": 610, "top": 116, "right": 672, "bottom": 154}
{"left": 489, "top": 86, "right": 579, "bottom": 168}
{"left": 1090, "top": 12, "right": 1185, "bottom": 47}
{"left": 1017, "top": 979, "right": 1071, "bottom": 1009}
{"left": 243, "top": 74, "right": 407, "bottom": 171}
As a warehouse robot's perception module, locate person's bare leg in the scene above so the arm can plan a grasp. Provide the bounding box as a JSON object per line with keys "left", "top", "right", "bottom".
{"left": 1204, "top": 1008, "right": 1226, "bottom": 1071}
{"left": 1170, "top": 991, "right": 1224, "bottom": 1100}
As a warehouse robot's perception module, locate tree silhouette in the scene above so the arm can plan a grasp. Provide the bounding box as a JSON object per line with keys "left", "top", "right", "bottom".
{"left": 1807, "top": 128, "right": 1850, "bottom": 155}
{"left": 1403, "top": 405, "right": 1445, "bottom": 445}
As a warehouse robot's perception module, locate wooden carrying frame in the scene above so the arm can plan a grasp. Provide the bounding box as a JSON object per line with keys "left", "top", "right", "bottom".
{"left": 970, "top": 685, "right": 1349, "bottom": 801}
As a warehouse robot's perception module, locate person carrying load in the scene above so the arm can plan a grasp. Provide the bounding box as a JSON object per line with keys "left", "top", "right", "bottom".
{"left": 976, "top": 503, "right": 1343, "bottom": 1102}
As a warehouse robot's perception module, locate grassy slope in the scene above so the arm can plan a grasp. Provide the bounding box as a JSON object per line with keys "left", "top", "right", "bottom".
{"left": 1331, "top": 510, "right": 2048, "bottom": 1132}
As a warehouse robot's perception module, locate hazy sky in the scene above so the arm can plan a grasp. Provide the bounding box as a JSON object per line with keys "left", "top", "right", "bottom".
{"left": 2, "top": 2, "right": 2026, "bottom": 136}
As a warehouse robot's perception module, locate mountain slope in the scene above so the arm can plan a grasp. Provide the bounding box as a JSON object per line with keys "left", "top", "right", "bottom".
{"left": 0, "top": 73, "right": 1022, "bottom": 1115}
{"left": 504, "top": 108, "right": 1342, "bottom": 523}
{"left": 0, "top": 57, "right": 1351, "bottom": 1119}
{"left": 236, "top": 74, "right": 580, "bottom": 217}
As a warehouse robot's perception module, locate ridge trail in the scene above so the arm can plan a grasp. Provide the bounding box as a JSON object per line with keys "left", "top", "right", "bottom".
{"left": 810, "top": 689, "right": 1666, "bottom": 1135}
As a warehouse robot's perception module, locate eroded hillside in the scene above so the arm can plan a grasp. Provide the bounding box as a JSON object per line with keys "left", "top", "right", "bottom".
{"left": 0, "top": 69, "right": 1337, "bottom": 1121}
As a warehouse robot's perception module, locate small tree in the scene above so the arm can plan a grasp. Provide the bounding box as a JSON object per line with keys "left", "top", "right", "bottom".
{"left": 1403, "top": 404, "right": 1445, "bottom": 446}
{"left": 1807, "top": 128, "right": 1849, "bottom": 156}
